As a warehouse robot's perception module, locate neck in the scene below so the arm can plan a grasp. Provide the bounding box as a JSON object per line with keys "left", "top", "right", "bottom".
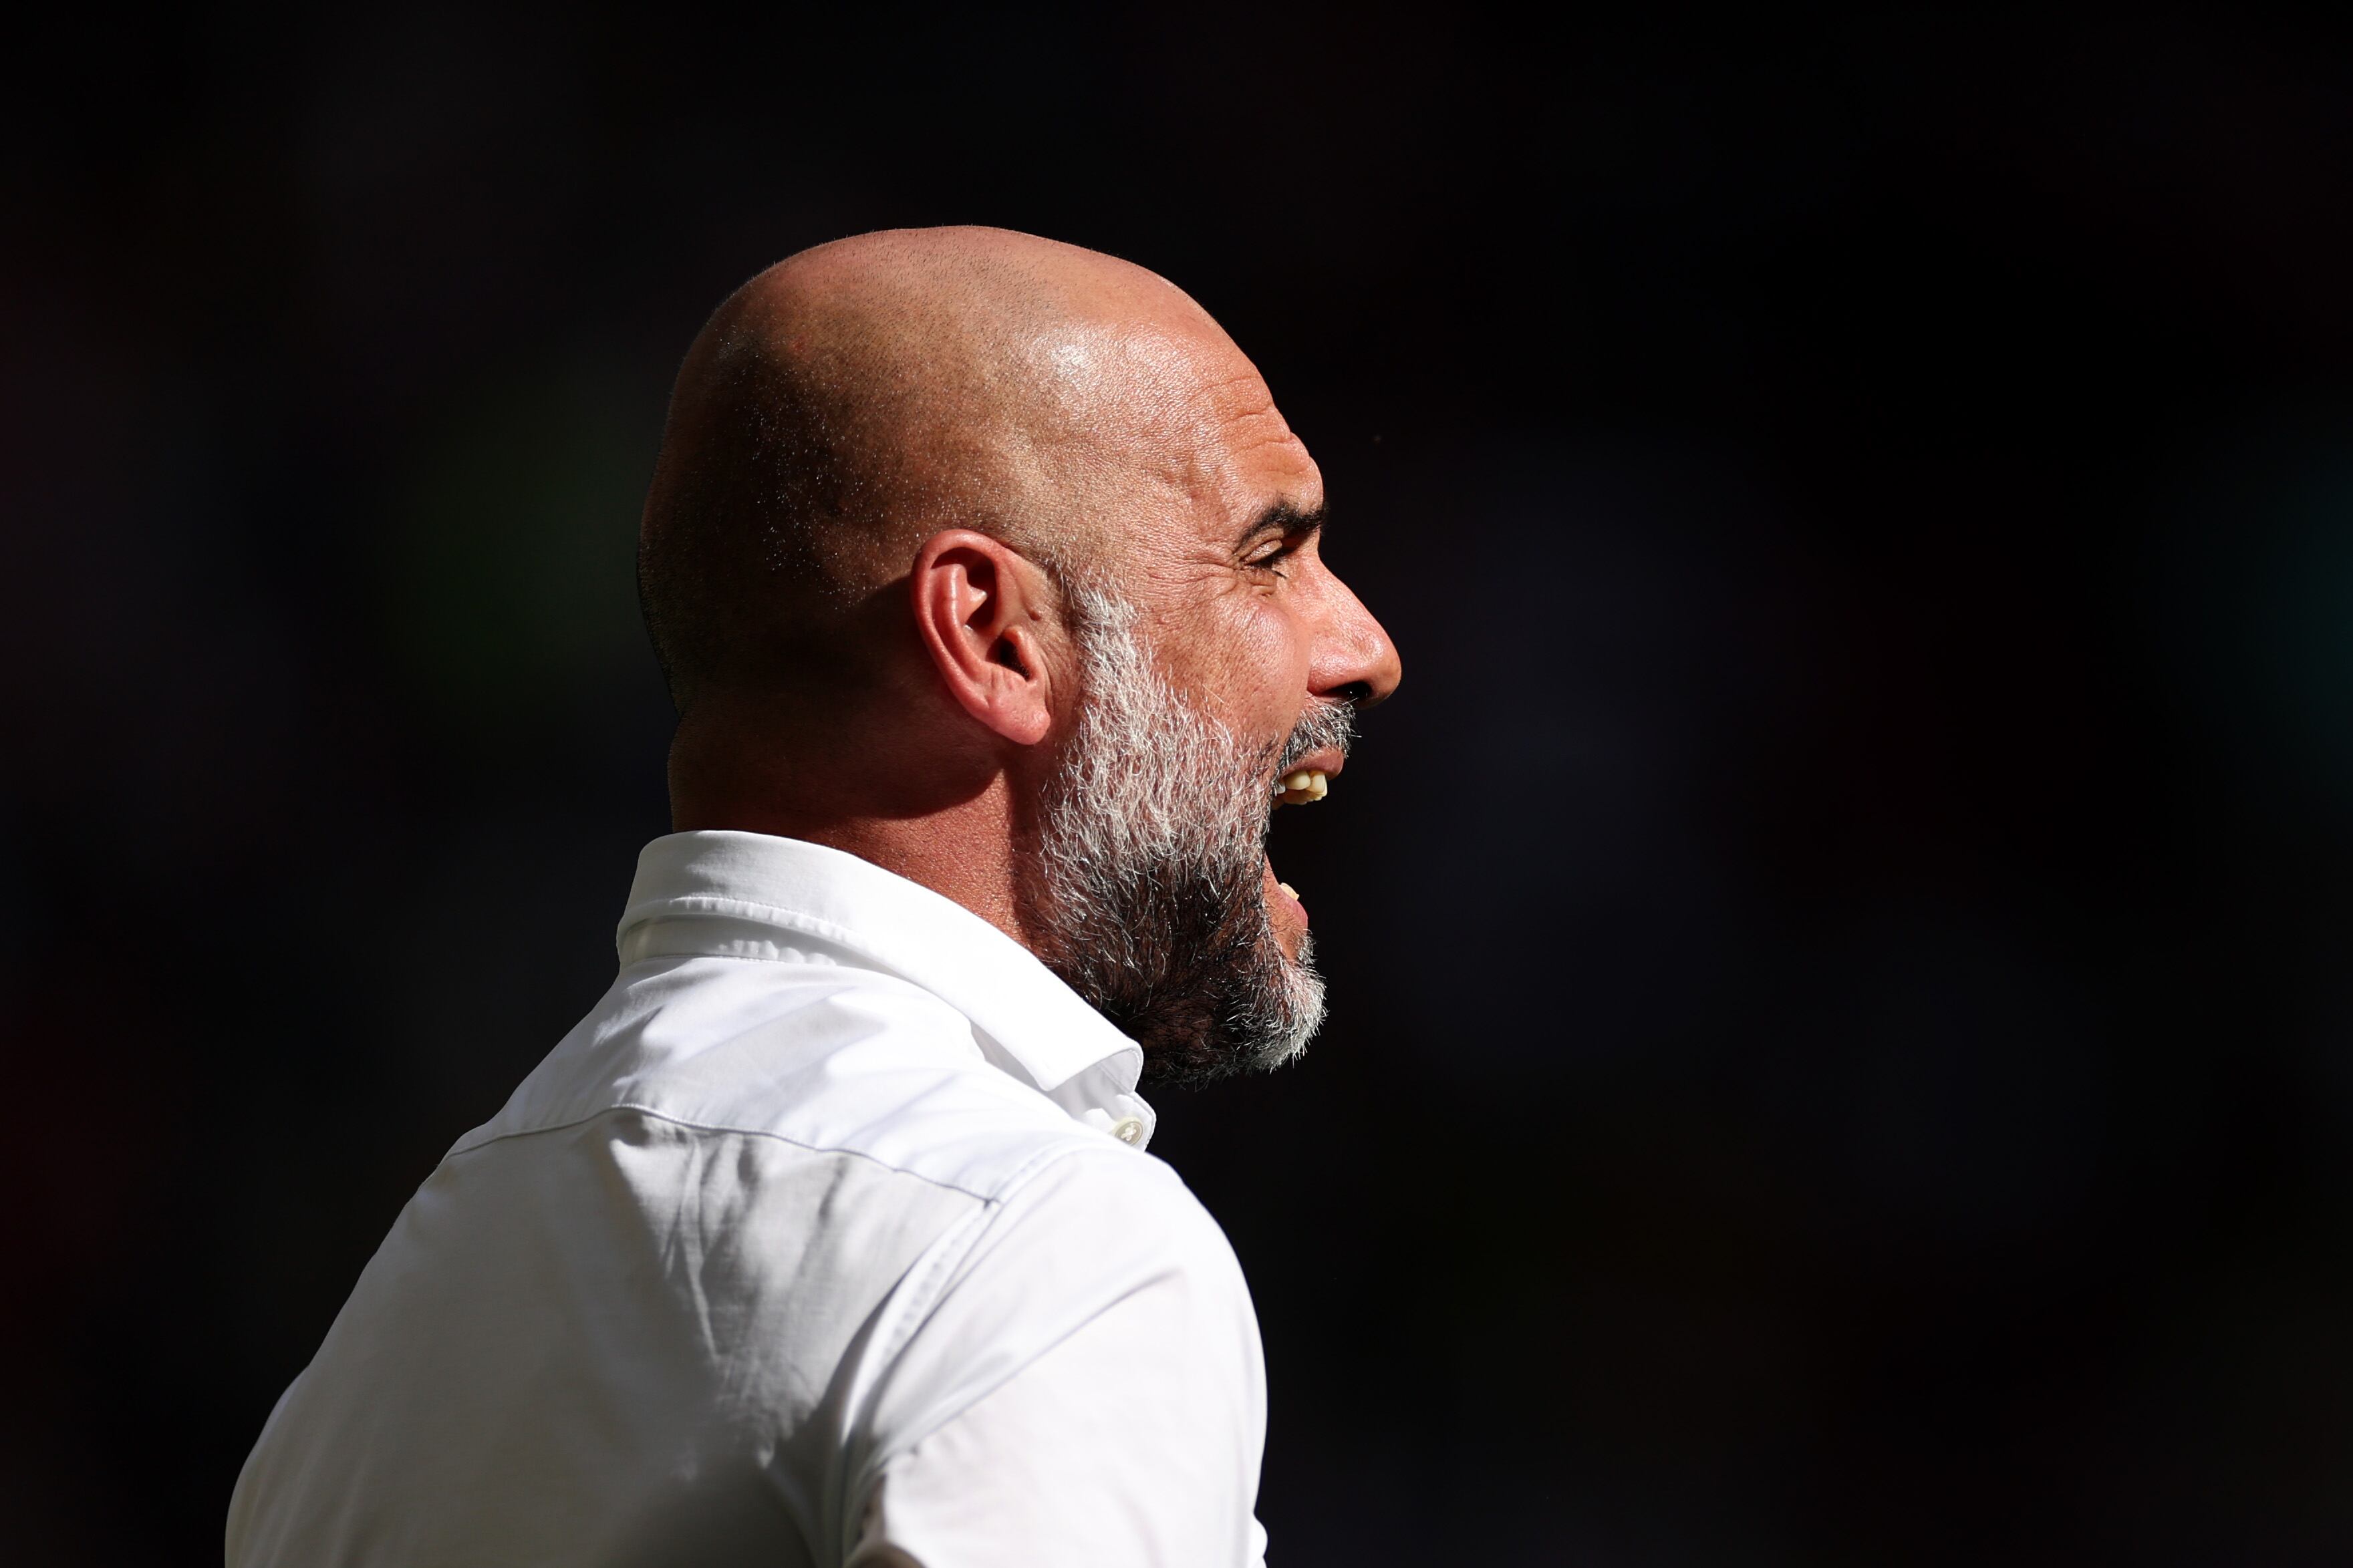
{"left": 666, "top": 700, "right": 1036, "bottom": 950}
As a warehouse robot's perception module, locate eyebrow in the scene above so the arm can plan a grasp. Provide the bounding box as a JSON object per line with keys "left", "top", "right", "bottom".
{"left": 1234, "top": 498, "right": 1327, "bottom": 552}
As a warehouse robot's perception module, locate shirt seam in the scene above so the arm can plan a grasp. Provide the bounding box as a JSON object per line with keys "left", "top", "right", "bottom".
{"left": 617, "top": 945, "right": 934, "bottom": 988}
{"left": 444, "top": 1102, "right": 1119, "bottom": 1205}
{"left": 622, "top": 896, "right": 883, "bottom": 961}
{"left": 626, "top": 899, "right": 1023, "bottom": 1005}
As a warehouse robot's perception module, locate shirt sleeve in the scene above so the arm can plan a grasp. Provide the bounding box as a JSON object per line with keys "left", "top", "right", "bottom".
{"left": 843, "top": 1148, "right": 1268, "bottom": 1568}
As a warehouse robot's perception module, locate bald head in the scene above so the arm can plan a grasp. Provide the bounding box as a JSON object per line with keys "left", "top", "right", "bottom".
{"left": 638, "top": 226, "right": 1246, "bottom": 714}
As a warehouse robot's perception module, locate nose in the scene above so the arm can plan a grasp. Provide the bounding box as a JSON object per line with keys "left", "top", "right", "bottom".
{"left": 1310, "top": 566, "right": 1402, "bottom": 712}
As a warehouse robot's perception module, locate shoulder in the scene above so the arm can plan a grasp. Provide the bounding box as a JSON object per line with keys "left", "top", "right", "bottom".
{"left": 984, "top": 1143, "right": 1242, "bottom": 1280}
{"left": 853, "top": 1142, "right": 1261, "bottom": 1481}
{"left": 922, "top": 1144, "right": 1252, "bottom": 1359}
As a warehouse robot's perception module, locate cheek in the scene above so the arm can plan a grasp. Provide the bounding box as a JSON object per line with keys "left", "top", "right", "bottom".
{"left": 1202, "top": 599, "right": 1308, "bottom": 740}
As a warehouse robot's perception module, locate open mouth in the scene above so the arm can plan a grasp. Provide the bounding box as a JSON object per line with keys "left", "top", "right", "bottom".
{"left": 1264, "top": 759, "right": 1340, "bottom": 925}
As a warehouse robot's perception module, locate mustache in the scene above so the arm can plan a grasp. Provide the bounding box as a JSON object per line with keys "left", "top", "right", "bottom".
{"left": 1276, "top": 699, "right": 1357, "bottom": 776}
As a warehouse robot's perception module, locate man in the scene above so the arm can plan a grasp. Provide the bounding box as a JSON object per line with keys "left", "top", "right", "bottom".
{"left": 227, "top": 227, "right": 1401, "bottom": 1566}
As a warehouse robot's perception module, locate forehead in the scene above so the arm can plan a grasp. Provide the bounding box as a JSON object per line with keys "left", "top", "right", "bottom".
{"left": 1092, "top": 323, "right": 1323, "bottom": 535}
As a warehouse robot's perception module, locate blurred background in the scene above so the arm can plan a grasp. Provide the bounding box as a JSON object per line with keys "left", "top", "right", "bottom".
{"left": 9, "top": 3, "right": 2353, "bottom": 1561}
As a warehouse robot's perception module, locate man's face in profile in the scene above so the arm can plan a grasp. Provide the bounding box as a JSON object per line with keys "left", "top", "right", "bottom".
{"left": 638, "top": 232, "right": 1399, "bottom": 1086}
{"left": 1019, "top": 325, "right": 1391, "bottom": 1086}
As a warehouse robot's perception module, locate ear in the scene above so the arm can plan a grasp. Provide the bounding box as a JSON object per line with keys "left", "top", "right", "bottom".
{"left": 909, "top": 530, "right": 1062, "bottom": 748}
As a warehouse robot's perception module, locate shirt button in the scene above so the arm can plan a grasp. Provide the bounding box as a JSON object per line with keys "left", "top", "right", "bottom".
{"left": 1109, "top": 1116, "right": 1145, "bottom": 1146}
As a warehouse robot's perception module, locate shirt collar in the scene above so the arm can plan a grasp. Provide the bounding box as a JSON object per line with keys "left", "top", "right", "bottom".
{"left": 615, "top": 830, "right": 1152, "bottom": 1136}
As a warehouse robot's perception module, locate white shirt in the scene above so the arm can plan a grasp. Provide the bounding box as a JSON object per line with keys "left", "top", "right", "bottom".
{"left": 227, "top": 830, "right": 1269, "bottom": 1567}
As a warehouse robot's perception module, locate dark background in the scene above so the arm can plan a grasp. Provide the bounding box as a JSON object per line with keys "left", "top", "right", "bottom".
{"left": 10, "top": 4, "right": 2353, "bottom": 1562}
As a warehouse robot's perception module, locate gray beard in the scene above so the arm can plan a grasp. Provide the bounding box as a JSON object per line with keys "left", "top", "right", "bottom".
{"left": 1022, "top": 583, "right": 1353, "bottom": 1088}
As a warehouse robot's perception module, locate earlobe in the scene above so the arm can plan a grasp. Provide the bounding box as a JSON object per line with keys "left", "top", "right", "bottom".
{"left": 910, "top": 530, "right": 1058, "bottom": 748}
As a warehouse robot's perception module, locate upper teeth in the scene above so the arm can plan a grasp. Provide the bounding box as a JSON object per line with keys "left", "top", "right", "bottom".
{"left": 1276, "top": 768, "right": 1329, "bottom": 804}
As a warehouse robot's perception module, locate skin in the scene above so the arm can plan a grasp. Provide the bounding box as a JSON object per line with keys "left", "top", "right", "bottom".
{"left": 664, "top": 228, "right": 1402, "bottom": 961}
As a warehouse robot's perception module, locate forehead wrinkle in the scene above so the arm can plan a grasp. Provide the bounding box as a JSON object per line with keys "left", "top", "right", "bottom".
{"left": 1178, "top": 359, "right": 1314, "bottom": 484}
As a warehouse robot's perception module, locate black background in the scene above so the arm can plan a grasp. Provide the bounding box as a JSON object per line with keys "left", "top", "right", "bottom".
{"left": 11, "top": 5, "right": 2353, "bottom": 1562}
